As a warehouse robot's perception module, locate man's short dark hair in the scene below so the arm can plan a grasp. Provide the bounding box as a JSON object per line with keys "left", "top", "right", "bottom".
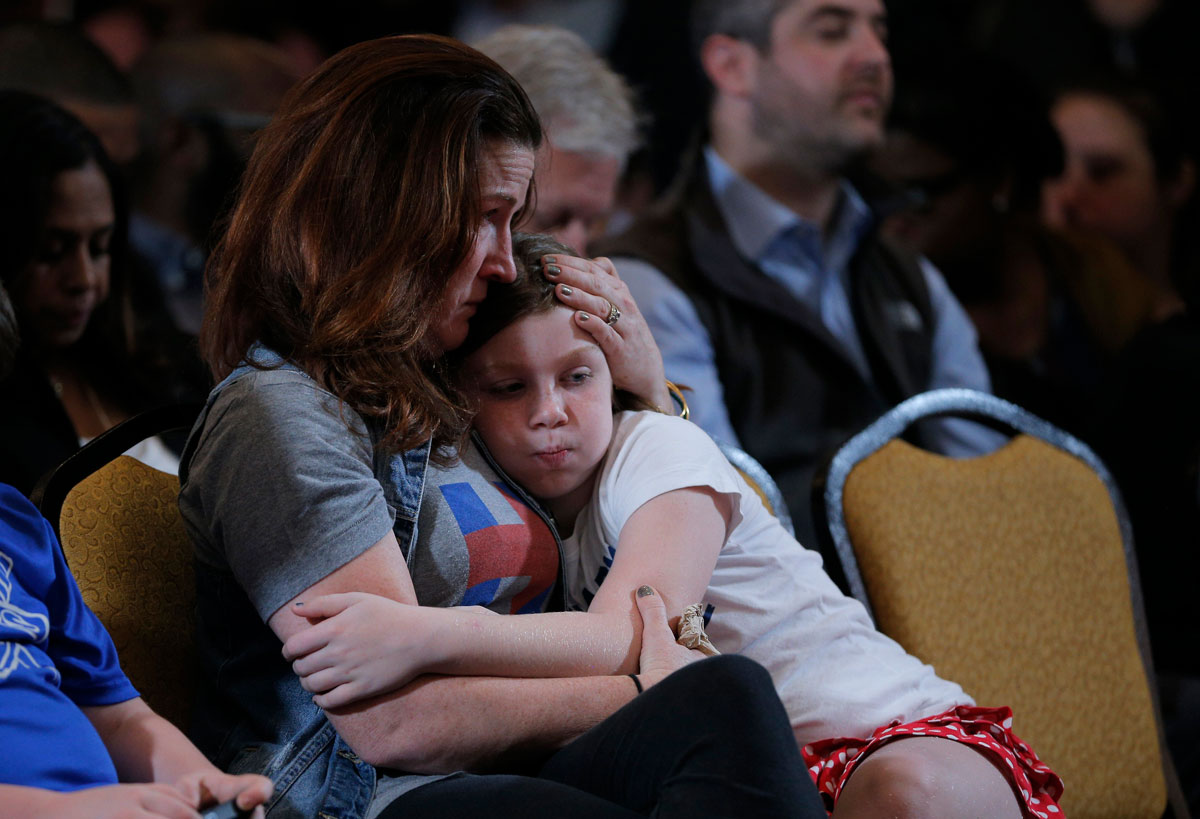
{"left": 691, "top": 0, "right": 795, "bottom": 56}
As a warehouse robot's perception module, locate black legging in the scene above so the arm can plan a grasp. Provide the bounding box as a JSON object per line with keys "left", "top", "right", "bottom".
{"left": 385, "top": 655, "right": 825, "bottom": 818}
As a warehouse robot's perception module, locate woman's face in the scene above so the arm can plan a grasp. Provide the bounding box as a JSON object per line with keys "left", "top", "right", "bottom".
{"left": 1042, "top": 93, "right": 1166, "bottom": 256}
{"left": 19, "top": 160, "right": 115, "bottom": 349}
{"left": 431, "top": 141, "right": 536, "bottom": 354}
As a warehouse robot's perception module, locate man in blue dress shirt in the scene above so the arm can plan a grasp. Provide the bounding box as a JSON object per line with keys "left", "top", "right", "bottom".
{"left": 599, "top": 0, "right": 1003, "bottom": 558}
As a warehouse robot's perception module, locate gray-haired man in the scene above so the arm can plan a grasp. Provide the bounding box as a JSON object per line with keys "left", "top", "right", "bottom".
{"left": 475, "top": 24, "right": 639, "bottom": 254}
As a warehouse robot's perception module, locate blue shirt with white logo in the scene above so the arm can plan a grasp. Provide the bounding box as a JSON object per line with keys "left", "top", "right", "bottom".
{"left": 0, "top": 483, "right": 138, "bottom": 791}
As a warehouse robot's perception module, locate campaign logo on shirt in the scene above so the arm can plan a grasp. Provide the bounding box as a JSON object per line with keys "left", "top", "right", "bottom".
{"left": 581, "top": 541, "right": 618, "bottom": 609}
{"left": 581, "top": 540, "right": 716, "bottom": 624}
{"left": 0, "top": 550, "right": 53, "bottom": 682}
{"left": 438, "top": 481, "right": 558, "bottom": 615}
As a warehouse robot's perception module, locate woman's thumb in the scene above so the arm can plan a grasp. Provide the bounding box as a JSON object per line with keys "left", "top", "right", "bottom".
{"left": 634, "top": 585, "right": 670, "bottom": 641}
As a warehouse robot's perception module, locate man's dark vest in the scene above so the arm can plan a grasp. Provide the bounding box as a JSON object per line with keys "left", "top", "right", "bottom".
{"left": 597, "top": 163, "right": 935, "bottom": 567}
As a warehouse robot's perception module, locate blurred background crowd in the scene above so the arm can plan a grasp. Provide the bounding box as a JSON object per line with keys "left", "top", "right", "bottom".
{"left": 1, "top": 0, "right": 1198, "bottom": 810}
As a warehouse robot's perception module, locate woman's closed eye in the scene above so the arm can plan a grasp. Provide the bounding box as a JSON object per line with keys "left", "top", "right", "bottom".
{"left": 485, "top": 380, "right": 525, "bottom": 397}
{"left": 483, "top": 206, "right": 523, "bottom": 227}
{"left": 36, "top": 229, "right": 112, "bottom": 265}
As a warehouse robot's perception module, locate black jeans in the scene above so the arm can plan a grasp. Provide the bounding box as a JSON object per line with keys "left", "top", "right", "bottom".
{"left": 384, "top": 655, "right": 824, "bottom": 818}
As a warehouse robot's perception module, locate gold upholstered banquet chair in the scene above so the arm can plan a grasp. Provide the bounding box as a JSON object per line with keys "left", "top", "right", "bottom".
{"left": 32, "top": 403, "right": 203, "bottom": 730}
{"left": 815, "top": 388, "right": 1189, "bottom": 819}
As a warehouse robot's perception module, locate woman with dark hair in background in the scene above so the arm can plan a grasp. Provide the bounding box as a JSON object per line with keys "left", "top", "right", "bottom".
{"left": 1043, "top": 78, "right": 1196, "bottom": 318}
{"left": 872, "top": 56, "right": 1167, "bottom": 437}
{"left": 0, "top": 90, "right": 207, "bottom": 495}
{"left": 180, "top": 33, "right": 821, "bottom": 819}
{"left": 1048, "top": 78, "right": 1200, "bottom": 812}
{"left": 0, "top": 276, "right": 273, "bottom": 819}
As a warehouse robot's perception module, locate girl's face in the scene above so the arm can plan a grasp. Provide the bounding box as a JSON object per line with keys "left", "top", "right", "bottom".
{"left": 464, "top": 305, "right": 614, "bottom": 526}
{"left": 19, "top": 160, "right": 114, "bottom": 349}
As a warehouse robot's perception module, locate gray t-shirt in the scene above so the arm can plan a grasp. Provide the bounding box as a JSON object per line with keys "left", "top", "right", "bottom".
{"left": 182, "top": 367, "right": 396, "bottom": 621}
{"left": 181, "top": 366, "right": 560, "bottom": 815}
{"left": 181, "top": 367, "right": 429, "bottom": 815}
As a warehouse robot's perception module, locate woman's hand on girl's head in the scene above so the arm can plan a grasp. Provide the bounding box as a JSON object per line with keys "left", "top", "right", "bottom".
{"left": 281, "top": 592, "right": 449, "bottom": 709}
{"left": 542, "top": 254, "right": 671, "bottom": 411}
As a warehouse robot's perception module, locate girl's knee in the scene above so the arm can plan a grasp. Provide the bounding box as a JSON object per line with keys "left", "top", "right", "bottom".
{"left": 835, "top": 743, "right": 940, "bottom": 817}
{"left": 833, "top": 738, "right": 1021, "bottom": 819}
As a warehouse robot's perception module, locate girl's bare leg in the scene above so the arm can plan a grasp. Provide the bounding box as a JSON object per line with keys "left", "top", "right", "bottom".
{"left": 832, "top": 737, "right": 1023, "bottom": 819}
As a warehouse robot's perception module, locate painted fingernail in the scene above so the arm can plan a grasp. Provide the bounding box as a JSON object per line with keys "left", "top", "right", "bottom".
{"left": 559, "top": 285, "right": 573, "bottom": 296}
{"left": 294, "top": 601, "right": 304, "bottom": 607}
{"left": 544, "top": 255, "right": 557, "bottom": 264}
{"left": 637, "top": 585, "right": 654, "bottom": 597}
{"left": 545, "top": 264, "right": 561, "bottom": 276}
{"left": 578, "top": 311, "right": 590, "bottom": 321}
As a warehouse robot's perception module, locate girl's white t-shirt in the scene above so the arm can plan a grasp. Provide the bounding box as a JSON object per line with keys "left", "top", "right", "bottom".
{"left": 561, "top": 410, "right": 972, "bottom": 746}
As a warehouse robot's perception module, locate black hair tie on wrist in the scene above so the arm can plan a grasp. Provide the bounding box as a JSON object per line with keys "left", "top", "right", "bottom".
{"left": 628, "top": 674, "right": 644, "bottom": 694}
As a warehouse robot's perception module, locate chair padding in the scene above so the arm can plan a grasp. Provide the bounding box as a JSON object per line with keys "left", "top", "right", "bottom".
{"left": 843, "top": 434, "right": 1166, "bottom": 818}
{"left": 59, "top": 456, "right": 195, "bottom": 730}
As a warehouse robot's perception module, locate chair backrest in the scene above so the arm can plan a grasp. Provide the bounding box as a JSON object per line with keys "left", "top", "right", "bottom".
{"left": 718, "top": 439, "right": 794, "bottom": 537}
{"left": 33, "top": 403, "right": 202, "bottom": 730}
{"left": 820, "top": 388, "right": 1186, "bottom": 819}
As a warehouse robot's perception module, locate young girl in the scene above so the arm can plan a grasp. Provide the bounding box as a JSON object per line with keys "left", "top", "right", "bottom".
{"left": 283, "top": 234, "right": 1063, "bottom": 818}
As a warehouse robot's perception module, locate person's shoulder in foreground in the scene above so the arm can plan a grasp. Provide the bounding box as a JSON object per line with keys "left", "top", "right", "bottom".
{"left": 0, "top": 482, "right": 272, "bottom": 818}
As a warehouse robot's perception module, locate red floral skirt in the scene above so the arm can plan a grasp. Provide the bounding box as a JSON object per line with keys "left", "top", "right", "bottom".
{"left": 801, "top": 705, "right": 1064, "bottom": 817}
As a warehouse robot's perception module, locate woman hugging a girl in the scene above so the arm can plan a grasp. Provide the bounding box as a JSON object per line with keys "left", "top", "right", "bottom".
{"left": 282, "top": 233, "right": 1063, "bottom": 819}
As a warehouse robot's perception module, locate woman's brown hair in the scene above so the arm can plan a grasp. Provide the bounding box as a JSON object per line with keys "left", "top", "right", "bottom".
{"left": 201, "top": 34, "right": 542, "bottom": 454}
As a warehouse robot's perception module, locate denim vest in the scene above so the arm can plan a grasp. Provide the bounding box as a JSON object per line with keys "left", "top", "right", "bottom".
{"left": 180, "top": 348, "right": 432, "bottom": 818}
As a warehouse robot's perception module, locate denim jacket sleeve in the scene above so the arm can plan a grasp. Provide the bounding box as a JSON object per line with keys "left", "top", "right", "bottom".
{"left": 180, "top": 349, "right": 442, "bottom": 818}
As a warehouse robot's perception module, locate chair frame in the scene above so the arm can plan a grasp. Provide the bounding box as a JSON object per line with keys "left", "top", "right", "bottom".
{"left": 819, "top": 386, "right": 1189, "bottom": 818}
{"left": 822, "top": 388, "right": 1135, "bottom": 615}
{"left": 31, "top": 402, "right": 202, "bottom": 542}
{"left": 718, "top": 439, "right": 795, "bottom": 537}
